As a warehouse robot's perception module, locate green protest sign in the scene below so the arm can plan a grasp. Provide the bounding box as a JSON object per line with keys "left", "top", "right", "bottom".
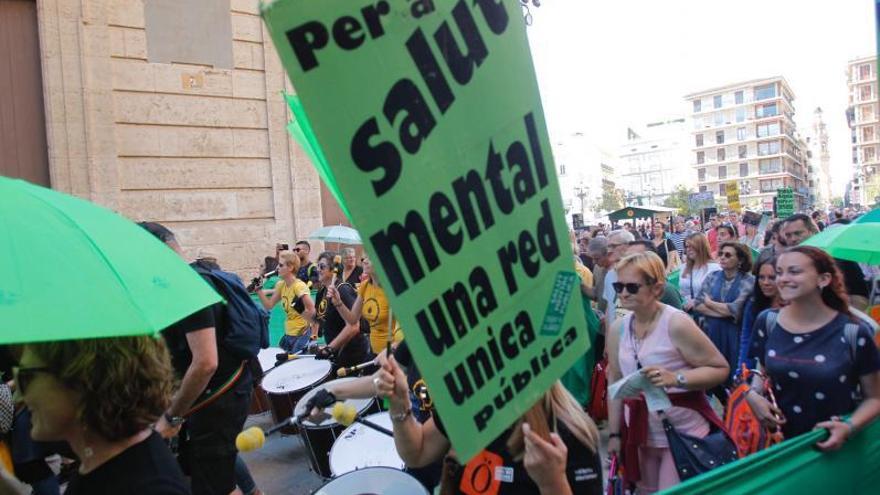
{"left": 777, "top": 187, "right": 795, "bottom": 218}
{"left": 262, "top": 0, "right": 589, "bottom": 460}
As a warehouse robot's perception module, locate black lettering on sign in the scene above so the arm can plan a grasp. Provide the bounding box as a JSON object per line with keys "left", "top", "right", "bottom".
{"left": 370, "top": 210, "right": 439, "bottom": 293}
{"left": 350, "top": 118, "right": 402, "bottom": 197}
{"left": 433, "top": 0, "right": 488, "bottom": 85}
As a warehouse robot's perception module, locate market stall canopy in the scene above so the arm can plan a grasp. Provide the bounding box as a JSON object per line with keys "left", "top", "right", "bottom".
{"left": 607, "top": 205, "right": 679, "bottom": 222}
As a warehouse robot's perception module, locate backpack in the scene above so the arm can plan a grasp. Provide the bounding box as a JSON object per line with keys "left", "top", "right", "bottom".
{"left": 195, "top": 266, "right": 269, "bottom": 360}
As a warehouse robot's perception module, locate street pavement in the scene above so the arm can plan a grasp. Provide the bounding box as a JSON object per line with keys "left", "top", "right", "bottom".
{"left": 239, "top": 412, "right": 326, "bottom": 495}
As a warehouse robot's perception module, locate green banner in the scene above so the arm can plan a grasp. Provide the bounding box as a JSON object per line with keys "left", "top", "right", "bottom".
{"left": 262, "top": 0, "right": 588, "bottom": 460}
{"left": 777, "top": 187, "right": 795, "bottom": 218}
{"left": 661, "top": 418, "right": 880, "bottom": 494}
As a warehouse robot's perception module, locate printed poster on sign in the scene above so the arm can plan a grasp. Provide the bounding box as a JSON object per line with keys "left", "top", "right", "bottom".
{"left": 725, "top": 181, "right": 741, "bottom": 213}
{"left": 776, "top": 187, "right": 795, "bottom": 218}
{"left": 261, "top": 0, "right": 589, "bottom": 461}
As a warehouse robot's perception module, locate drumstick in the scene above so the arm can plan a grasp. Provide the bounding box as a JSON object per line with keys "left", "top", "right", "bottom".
{"left": 336, "top": 358, "right": 378, "bottom": 377}
{"left": 386, "top": 307, "right": 394, "bottom": 357}
{"left": 332, "top": 403, "right": 393, "bottom": 436}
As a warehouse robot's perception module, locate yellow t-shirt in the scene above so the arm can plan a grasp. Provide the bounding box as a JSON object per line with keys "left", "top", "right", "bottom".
{"left": 358, "top": 281, "right": 401, "bottom": 354}
{"left": 574, "top": 260, "right": 593, "bottom": 288}
{"left": 278, "top": 278, "right": 311, "bottom": 336}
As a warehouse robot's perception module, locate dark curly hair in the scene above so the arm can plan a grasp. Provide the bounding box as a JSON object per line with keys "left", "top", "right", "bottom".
{"left": 27, "top": 336, "right": 174, "bottom": 441}
{"left": 719, "top": 241, "right": 753, "bottom": 274}
{"left": 780, "top": 246, "right": 850, "bottom": 315}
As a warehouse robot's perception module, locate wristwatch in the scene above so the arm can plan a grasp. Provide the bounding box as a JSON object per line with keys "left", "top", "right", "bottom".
{"left": 675, "top": 372, "right": 688, "bottom": 388}
{"left": 164, "top": 412, "right": 185, "bottom": 427}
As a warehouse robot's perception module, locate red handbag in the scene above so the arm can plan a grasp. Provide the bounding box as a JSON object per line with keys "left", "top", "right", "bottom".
{"left": 587, "top": 356, "right": 608, "bottom": 421}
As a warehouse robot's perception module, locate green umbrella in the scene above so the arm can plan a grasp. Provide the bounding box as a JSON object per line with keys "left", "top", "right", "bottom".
{"left": 308, "top": 225, "right": 362, "bottom": 245}
{"left": 0, "top": 177, "right": 221, "bottom": 344}
{"left": 855, "top": 208, "right": 880, "bottom": 224}
{"left": 802, "top": 221, "right": 880, "bottom": 265}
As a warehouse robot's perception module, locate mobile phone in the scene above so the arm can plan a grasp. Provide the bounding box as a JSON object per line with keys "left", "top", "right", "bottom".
{"left": 279, "top": 243, "right": 290, "bottom": 251}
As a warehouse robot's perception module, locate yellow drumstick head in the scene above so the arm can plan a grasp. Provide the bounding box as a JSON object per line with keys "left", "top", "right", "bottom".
{"left": 235, "top": 426, "right": 265, "bottom": 452}
{"left": 332, "top": 402, "right": 357, "bottom": 427}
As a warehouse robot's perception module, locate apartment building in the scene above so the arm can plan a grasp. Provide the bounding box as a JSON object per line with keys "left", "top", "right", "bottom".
{"left": 846, "top": 56, "right": 879, "bottom": 206}
{"left": 554, "top": 132, "right": 618, "bottom": 224}
{"left": 618, "top": 118, "right": 693, "bottom": 205}
{"left": 685, "top": 77, "right": 810, "bottom": 212}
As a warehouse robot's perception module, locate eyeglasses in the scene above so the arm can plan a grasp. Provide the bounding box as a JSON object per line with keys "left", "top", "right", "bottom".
{"left": 13, "top": 366, "right": 52, "bottom": 395}
{"left": 293, "top": 248, "right": 302, "bottom": 252}
{"left": 612, "top": 282, "right": 646, "bottom": 294}
{"left": 317, "top": 263, "right": 328, "bottom": 270}
{"left": 719, "top": 251, "right": 736, "bottom": 259}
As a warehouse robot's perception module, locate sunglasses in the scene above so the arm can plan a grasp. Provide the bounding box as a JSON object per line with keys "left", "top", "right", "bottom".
{"left": 612, "top": 282, "right": 646, "bottom": 294}
{"left": 293, "top": 247, "right": 302, "bottom": 252}
{"left": 13, "top": 366, "right": 52, "bottom": 396}
{"left": 317, "top": 263, "right": 328, "bottom": 270}
{"left": 720, "top": 251, "right": 736, "bottom": 259}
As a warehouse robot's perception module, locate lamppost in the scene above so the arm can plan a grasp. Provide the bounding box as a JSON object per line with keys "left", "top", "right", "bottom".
{"left": 574, "top": 181, "right": 590, "bottom": 220}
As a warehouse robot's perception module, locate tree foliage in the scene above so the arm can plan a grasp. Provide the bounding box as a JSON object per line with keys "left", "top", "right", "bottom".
{"left": 663, "top": 184, "right": 697, "bottom": 216}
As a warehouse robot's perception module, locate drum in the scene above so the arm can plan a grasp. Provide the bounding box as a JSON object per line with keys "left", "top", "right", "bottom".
{"left": 261, "top": 357, "right": 332, "bottom": 434}
{"left": 313, "top": 467, "right": 427, "bottom": 495}
{"left": 294, "top": 377, "right": 381, "bottom": 478}
{"left": 329, "top": 412, "right": 404, "bottom": 476}
{"left": 249, "top": 347, "right": 284, "bottom": 415}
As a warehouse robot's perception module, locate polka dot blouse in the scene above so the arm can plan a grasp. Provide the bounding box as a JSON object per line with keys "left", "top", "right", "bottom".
{"left": 748, "top": 309, "right": 880, "bottom": 438}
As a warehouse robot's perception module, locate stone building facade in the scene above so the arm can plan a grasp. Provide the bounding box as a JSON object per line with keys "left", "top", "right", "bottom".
{"left": 1, "top": 0, "right": 345, "bottom": 274}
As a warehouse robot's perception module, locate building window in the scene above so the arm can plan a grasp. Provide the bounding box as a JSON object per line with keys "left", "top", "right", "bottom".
{"left": 699, "top": 185, "right": 707, "bottom": 192}
{"left": 718, "top": 165, "right": 727, "bottom": 179}
{"left": 735, "top": 91, "right": 744, "bottom": 104}
{"left": 758, "top": 157, "right": 782, "bottom": 173}
{"left": 756, "top": 103, "right": 778, "bottom": 118}
{"left": 757, "top": 141, "right": 780, "bottom": 156}
{"left": 696, "top": 134, "right": 704, "bottom": 146}
{"left": 714, "top": 112, "right": 723, "bottom": 125}
{"left": 738, "top": 145, "right": 747, "bottom": 158}
{"left": 697, "top": 151, "right": 705, "bottom": 164}
{"left": 740, "top": 162, "right": 749, "bottom": 176}
{"left": 693, "top": 100, "right": 702, "bottom": 112}
{"left": 716, "top": 131, "right": 725, "bottom": 144}
{"left": 698, "top": 168, "right": 706, "bottom": 181}
{"left": 719, "top": 183, "right": 726, "bottom": 195}
{"left": 860, "top": 84, "right": 874, "bottom": 102}
{"left": 760, "top": 178, "right": 785, "bottom": 192}
{"left": 737, "top": 127, "right": 747, "bottom": 140}
{"left": 756, "top": 122, "right": 780, "bottom": 138}
{"left": 736, "top": 107, "right": 746, "bottom": 122}
{"left": 717, "top": 148, "right": 726, "bottom": 161}
{"left": 755, "top": 83, "right": 776, "bottom": 101}
{"left": 860, "top": 63, "right": 872, "bottom": 80}
{"left": 863, "top": 125, "right": 875, "bottom": 143}
{"left": 865, "top": 146, "right": 877, "bottom": 163}
{"left": 860, "top": 104, "right": 875, "bottom": 122}
{"left": 714, "top": 95, "right": 723, "bottom": 109}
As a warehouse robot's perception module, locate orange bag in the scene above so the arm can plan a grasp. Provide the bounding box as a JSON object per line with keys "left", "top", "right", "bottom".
{"left": 724, "top": 366, "right": 783, "bottom": 458}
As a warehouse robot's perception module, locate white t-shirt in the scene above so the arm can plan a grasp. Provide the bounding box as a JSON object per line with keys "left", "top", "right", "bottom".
{"left": 679, "top": 262, "right": 722, "bottom": 302}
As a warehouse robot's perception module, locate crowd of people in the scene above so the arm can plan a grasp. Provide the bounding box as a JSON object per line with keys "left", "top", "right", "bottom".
{"left": 1, "top": 205, "right": 879, "bottom": 495}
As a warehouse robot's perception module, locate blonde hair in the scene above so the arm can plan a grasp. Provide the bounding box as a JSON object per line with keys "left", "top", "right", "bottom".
{"left": 683, "top": 232, "right": 712, "bottom": 276}
{"left": 506, "top": 382, "right": 600, "bottom": 459}
{"left": 341, "top": 247, "right": 356, "bottom": 258}
{"left": 278, "top": 250, "right": 301, "bottom": 273}
{"left": 615, "top": 251, "right": 666, "bottom": 286}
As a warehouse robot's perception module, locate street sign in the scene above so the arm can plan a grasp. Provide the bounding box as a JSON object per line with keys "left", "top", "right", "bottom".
{"left": 777, "top": 187, "right": 795, "bottom": 218}
{"left": 262, "top": 0, "right": 589, "bottom": 461}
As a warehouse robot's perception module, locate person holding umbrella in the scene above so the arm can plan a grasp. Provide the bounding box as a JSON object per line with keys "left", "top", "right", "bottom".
{"left": 2, "top": 337, "right": 189, "bottom": 495}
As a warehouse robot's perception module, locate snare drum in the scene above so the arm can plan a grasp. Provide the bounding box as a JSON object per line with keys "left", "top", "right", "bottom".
{"left": 294, "top": 377, "right": 381, "bottom": 478}
{"left": 329, "top": 412, "right": 404, "bottom": 476}
{"left": 249, "top": 347, "right": 283, "bottom": 415}
{"left": 313, "top": 467, "right": 428, "bottom": 495}
{"left": 261, "top": 357, "right": 332, "bottom": 434}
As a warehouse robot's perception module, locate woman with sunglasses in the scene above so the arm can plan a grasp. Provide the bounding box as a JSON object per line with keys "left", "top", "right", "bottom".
{"left": 4, "top": 337, "right": 188, "bottom": 495}
{"left": 352, "top": 255, "right": 402, "bottom": 354}
{"left": 692, "top": 242, "right": 755, "bottom": 402}
{"left": 746, "top": 246, "right": 880, "bottom": 451}
{"left": 257, "top": 250, "right": 316, "bottom": 353}
{"left": 314, "top": 251, "right": 371, "bottom": 367}
{"left": 606, "top": 252, "right": 728, "bottom": 493}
